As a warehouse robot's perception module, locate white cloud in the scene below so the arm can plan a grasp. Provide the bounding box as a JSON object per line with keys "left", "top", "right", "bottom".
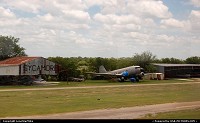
{"left": 94, "top": 14, "right": 141, "bottom": 25}
{"left": 190, "top": 10, "right": 200, "bottom": 17}
{"left": 189, "top": 10, "right": 200, "bottom": 32}
{"left": 128, "top": 32, "right": 150, "bottom": 40}
{"left": 0, "top": 7, "right": 26, "bottom": 27}
{"left": 160, "top": 18, "right": 187, "bottom": 28}
{"left": 52, "top": 0, "right": 87, "bottom": 11}
{"left": 127, "top": 0, "right": 172, "bottom": 19}
{"left": 0, "top": 7, "right": 15, "bottom": 18}
{"left": 156, "top": 34, "right": 175, "bottom": 42}
{"left": 62, "top": 10, "right": 91, "bottom": 22}
{"left": 0, "top": 0, "right": 199, "bottom": 59}
{"left": 0, "top": 19, "right": 22, "bottom": 27}
{"left": 37, "top": 13, "right": 54, "bottom": 22}
{"left": 4, "top": 0, "right": 42, "bottom": 14}
{"left": 160, "top": 10, "right": 200, "bottom": 33}
{"left": 90, "top": 0, "right": 172, "bottom": 19}
{"left": 112, "top": 24, "right": 141, "bottom": 32}
{"left": 84, "top": 0, "right": 103, "bottom": 7}
{"left": 190, "top": 0, "right": 200, "bottom": 7}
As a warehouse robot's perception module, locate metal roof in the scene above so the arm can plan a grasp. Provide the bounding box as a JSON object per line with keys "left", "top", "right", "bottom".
{"left": 152, "top": 63, "right": 200, "bottom": 67}
{"left": 0, "top": 56, "right": 41, "bottom": 66}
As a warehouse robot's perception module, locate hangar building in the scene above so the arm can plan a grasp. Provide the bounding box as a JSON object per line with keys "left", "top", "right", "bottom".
{"left": 0, "top": 56, "right": 60, "bottom": 84}
{"left": 153, "top": 64, "right": 200, "bottom": 78}
{"left": 0, "top": 56, "right": 60, "bottom": 75}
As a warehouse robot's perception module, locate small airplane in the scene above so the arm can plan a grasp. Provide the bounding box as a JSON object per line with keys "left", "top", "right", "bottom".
{"left": 87, "top": 65, "right": 145, "bottom": 82}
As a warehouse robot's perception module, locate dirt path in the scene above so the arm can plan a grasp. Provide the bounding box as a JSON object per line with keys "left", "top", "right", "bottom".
{"left": 3, "top": 101, "right": 200, "bottom": 119}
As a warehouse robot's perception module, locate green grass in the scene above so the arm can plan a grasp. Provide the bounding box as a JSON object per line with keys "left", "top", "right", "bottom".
{"left": 0, "top": 80, "right": 200, "bottom": 118}
{"left": 0, "top": 78, "right": 197, "bottom": 89}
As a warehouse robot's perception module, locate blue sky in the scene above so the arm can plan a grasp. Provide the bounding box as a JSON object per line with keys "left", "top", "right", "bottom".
{"left": 0, "top": 0, "right": 199, "bottom": 59}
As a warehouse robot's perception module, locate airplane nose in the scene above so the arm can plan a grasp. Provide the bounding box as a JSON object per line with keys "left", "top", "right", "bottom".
{"left": 140, "top": 68, "right": 144, "bottom": 72}
{"left": 140, "top": 72, "right": 144, "bottom": 76}
{"left": 140, "top": 68, "right": 145, "bottom": 76}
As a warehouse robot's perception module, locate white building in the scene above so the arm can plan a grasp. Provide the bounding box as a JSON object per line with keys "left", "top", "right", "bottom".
{"left": 0, "top": 56, "right": 60, "bottom": 76}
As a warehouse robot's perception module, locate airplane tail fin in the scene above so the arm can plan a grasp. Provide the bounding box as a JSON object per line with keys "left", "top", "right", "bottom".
{"left": 99, "top": 65, "right": 107, "bottom": 73}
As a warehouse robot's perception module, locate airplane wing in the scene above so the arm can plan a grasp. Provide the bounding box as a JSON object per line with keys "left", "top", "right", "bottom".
{"left": 87, "top": 72, "right": 127, "bottom": 78}
{"left": 86, "top": 72, "right": 121, "bottom": 76}
{"left": 86, "top": 65, "right": 130, "bottom": 77}
{"left": 86, "top": 72, "right": 114, "bottom": 75}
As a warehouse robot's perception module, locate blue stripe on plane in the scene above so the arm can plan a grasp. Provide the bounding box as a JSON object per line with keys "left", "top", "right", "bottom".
{"left": 122, "top": 71, "right": 129, "bottom": 77}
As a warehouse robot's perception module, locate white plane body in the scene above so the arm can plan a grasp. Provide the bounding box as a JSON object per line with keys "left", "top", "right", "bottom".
{"left": 88, "top": 65, "right": 145, "bottom": 82}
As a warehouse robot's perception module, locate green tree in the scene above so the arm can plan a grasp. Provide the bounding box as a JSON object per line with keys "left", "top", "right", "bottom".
{"left": 132, "top": 51, "right": 157, "bottom": 72}
{"left": 77, "top": 60, "right": 89, "bottom": 74}
{"left": 185, "top": 56, "right": 200, "bottom": 64}
{"left": 159, "top": 57, "right": 184, "bottom": 64}
{"left": 48, "top": 57, "right": 80, "bottom": 80}
{"left": 88, "top": 57, "right": 108, "bottom": 72}
{"left": 116, "top": 57, "right": 133, "bottom": 69}
{"left": 0, "top": 35, "right": 26, "bottom": 60}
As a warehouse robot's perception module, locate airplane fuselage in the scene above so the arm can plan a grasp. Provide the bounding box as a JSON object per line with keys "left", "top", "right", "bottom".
{"left": 108, "top": 66, "right": 141, "bottom": 76}
{"left": 87, "top": 65, "right": 144, "bottom": 82}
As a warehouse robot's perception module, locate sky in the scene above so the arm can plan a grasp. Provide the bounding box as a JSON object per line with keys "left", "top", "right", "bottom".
{"left": 0, "top": 0, "right": 199, "bottom": 60}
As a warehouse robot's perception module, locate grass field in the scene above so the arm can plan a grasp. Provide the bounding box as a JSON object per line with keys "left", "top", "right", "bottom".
{"left": 0, "top": 79, "right": 200, "bottom": 118}
{"left": 0, "top": 78, "right": 197, "bottom": 89}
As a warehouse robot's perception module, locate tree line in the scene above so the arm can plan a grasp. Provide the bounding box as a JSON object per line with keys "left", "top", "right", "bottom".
{"left": 47, "top": 53, "right": 200, "bottom": 78}
{"left": 1, "top": 35, "right": 200, "bottom": 80}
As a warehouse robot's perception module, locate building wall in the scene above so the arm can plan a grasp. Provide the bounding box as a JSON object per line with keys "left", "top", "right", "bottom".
{"left": 164, "top": 66, "right": 200, "bottom": 78}
{"left": 0, "top": 57, "right": 58, "bottom": 76}
{"left": 153, "top": 64, "right": 200, "bottom": 78}
{"left": 155, "top": 66, "right": 165, "bottom": 73}
{"left": 143, "top": 73, "right": 164, "bottom": 80}
{"left": 20, "top": 57, "right": 57, "bottom": 75}
{"left": 0, "top": 65, "right": 19, "bottom": 75}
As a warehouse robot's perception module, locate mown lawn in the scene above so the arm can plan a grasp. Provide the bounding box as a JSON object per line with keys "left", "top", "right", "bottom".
{"left": 0, "top": 78, "right": 197, "bottom": 89}
{"left": 0, "top": 80, "right": 199, "bottom": 118}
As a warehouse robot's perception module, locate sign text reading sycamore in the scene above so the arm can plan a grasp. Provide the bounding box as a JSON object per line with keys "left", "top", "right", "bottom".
{"left": 24, "top": 64, "right": 55, "bottom": 71}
